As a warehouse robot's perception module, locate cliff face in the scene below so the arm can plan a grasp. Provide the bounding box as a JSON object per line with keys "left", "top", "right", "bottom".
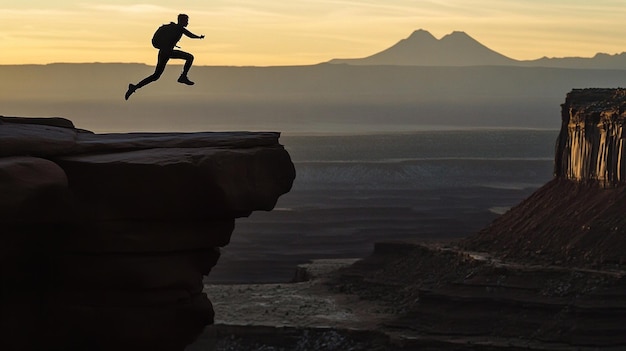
{"left": 322, "top": 89, "right": 626, "bottom": 350}
{"left": 465, "top": 88, "right": 626, "bottom": 267}
{"left": 0, "top": 117, "right": 295, "bottom": 351}
{"left": 556, "top": 88, "right": 626, "bottom": 186}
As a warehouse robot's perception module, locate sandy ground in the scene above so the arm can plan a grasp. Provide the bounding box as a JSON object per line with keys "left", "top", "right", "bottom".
{"left": 187, "top": 259, "right": 397, "bottom": 350}
{"left": 204, "top": 259, "right": 391, "bottom": 330}
{"left": 188, "top": 183, "right": 551, "bottom": 349}
{"left": 189, "top": 245, "right": 626, "bottom": 351}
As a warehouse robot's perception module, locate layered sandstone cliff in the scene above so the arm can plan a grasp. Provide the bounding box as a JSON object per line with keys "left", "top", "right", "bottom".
{"left": 465, "top": 89, "right": 626, "bottom": 266}
{"left": 325, "top": 89, "right": 626, "bottom": 350}
{"left": 446, "top": 89, "right": 626, "bottom": 347}
{"left": 555, "top": 88, "right": 626, "bottom": 186}
{"left": 0, "top": 117, "right": 295, "bottom": 351}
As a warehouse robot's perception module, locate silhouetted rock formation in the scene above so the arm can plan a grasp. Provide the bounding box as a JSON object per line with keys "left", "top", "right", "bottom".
{"left": 0, "top": 116, "right": 295, "bottom": 351}
{"left": 466, "top": 88, "right": 626, "bottom": 267}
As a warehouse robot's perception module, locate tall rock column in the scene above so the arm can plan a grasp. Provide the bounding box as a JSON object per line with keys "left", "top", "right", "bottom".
{"left": 556, "top": 88, "right": 626, "bottom": 186}
{"left": 466, "top": 88, "right": 626, "bottom": 267}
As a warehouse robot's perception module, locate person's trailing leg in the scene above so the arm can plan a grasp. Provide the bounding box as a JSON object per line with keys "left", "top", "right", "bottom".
{"left": 173, "top": 50, "right": 195, "bottom": 85}
{"left": 125, "top": 49, "right": 170, "bottom": 100}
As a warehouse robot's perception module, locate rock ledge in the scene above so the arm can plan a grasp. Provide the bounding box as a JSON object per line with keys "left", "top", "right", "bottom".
{"left": 0, "top": 117, "right": 295, "bottom": 351}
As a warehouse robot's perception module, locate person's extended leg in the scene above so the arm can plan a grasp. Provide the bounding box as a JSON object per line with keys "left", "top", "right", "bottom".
{"left": 125, "top": 50, "right": 171, "bottom": 100}
{"left": 171, "top": 50, "right": 195, "bottom": 85}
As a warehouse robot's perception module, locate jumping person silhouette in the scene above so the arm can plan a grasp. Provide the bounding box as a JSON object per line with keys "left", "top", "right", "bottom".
{"left": 125, "top": 14, "right": 204, "bottom": 100}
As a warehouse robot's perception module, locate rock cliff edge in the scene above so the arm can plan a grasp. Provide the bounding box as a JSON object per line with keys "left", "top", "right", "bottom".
{"left": 322, "top": 89, "right": 626, "bottom": 350}
{"left": 0, "top": 116, "right": 295, "bottom": 351}
{"left": 466, "top": 88, "right": 626, "bottom": 267}
{"left": 426, "top": 88, "right": 626, "bottom": 348}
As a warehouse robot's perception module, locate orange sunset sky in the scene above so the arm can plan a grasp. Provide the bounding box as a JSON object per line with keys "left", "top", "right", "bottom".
{"left": 2, "top": 0, "right": 626, "bottom": 66}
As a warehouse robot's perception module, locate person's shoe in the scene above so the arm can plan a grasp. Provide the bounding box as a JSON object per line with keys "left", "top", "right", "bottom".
{"left": 177, "top": 75, "right": 195, "bottom": 85}
{"left": 125, "top": 84, "right": 137, "bottom": 100}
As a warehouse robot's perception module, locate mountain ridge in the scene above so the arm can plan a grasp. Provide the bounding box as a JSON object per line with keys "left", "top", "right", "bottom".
{"left": 5, "top": 62, "right": 626, "bottom": 133}
{"left": 328, "top": 29, "right": 626, "bottom": 69}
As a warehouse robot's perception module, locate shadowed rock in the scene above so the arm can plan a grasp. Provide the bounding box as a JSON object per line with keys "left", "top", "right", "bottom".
{"left": 0, "top": 117, "right": 295, "bottom": 351}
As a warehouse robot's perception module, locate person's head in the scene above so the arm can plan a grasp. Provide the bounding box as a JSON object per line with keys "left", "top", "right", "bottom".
{"left": 178, "top": 14, "right": 189, "bottom": 27}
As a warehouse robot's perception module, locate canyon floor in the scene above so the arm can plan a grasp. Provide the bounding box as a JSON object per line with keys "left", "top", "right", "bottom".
{"left": 187, "top": 240, "right": 626, "bottom": 351}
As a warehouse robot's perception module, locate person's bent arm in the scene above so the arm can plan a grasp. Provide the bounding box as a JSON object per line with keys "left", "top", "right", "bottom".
{"left": 183, "top": 28, "right": 204, "bottom": 39}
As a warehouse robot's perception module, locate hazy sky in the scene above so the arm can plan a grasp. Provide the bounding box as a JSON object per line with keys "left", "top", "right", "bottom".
{"left": 2, "top": 0, "right": 626, "bottom": 66}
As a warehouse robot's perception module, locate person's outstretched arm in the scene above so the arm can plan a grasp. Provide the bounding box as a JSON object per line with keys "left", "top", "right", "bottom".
{"left": 183, "top": 28, "right": 204, "bottom": 39}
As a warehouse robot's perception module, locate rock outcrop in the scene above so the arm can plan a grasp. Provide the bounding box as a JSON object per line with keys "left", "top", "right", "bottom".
{"left": 466, "top": 89, "right": 626, "bottom": 267}
{"left": 0, "top": 116, "right": 295, "bottom": 351}
{"left": 555, "top": 88, "right": 626, "bottom": 186}
{"left": 403, "top": 89, "right": 626, "bottom": 348}
{"left": 324, "top": 89, "right": 626, "bottom": 350}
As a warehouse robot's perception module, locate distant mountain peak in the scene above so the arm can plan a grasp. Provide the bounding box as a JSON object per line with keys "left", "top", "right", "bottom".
{"left": 327, "top": 29, "right": 626, "bottom": 69}
{"left": 406, "top": 29, "right": 437, "bottom": 41}
{"left": 329, "top": 29, "right": 516, "bottom": 66}
{"left": 441, "top": 31, "right": 472, "bottom": 40}
{"left": 445, "top": 30, "right": 468, "bottom": 36}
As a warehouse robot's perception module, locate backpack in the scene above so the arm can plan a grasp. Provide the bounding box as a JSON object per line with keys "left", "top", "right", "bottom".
{"left": 151, "top": 22, "right": 178, "bottom": 49}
